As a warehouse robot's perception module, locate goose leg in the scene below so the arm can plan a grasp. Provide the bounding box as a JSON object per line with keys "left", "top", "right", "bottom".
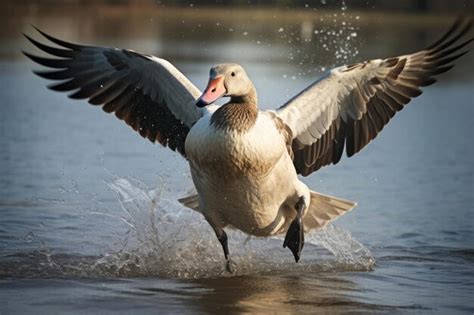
{"left": 214, "top": 229, "right": 234, "bottom": 273}
{"left": 283, "top": 196, "right": 306, "bottom": 262}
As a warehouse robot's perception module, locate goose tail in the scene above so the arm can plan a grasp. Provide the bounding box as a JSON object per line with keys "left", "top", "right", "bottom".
{"left": 179, "top": 191, "right": 356, "bottom": 228}
{"left": 178, "top": 194, "right": 200, "bottom": 212}
{"left": 303, "top": 191, "right": 357, "bottom": 231}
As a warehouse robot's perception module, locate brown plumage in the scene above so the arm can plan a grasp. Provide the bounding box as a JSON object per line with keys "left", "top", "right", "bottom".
{"left": 210, "top": 102, "right": 258, "bottom": 132}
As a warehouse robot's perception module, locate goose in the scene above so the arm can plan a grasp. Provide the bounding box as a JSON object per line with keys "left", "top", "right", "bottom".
{"left": 24, "top": 18, "right": 472, "bottom": 272}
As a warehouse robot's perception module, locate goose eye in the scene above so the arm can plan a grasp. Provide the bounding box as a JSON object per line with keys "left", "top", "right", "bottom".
{"left": 231, "top": 72, "right": 235, "bottom": 77}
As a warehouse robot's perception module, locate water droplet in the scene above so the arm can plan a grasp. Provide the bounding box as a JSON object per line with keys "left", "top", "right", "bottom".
{"left": 278, "top": 27, "right": 284, "bottom": 33}
{"left": 24, "top": 231, "right": 35, "bottom": 243}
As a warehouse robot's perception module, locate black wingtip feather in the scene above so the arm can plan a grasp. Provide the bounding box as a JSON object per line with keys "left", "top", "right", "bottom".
{"left": 47, "top": 78, "right": 80, "bottom": 92}
{"left": 429, "top": 64, "right": 455, "bottom": 76}
{"left": 421, "top": 77, "right": 437, "bottom": 86}
{"left": 24, "top": 33, "right": 75, "bottom": 58}
{"left": 427, "top": 37, "right": 473, "bottom": 61}
{"left": 31, "top": 25, "right": 85, "bottom": 51}
{"left": 68, "top": 89, "right": 94, "bottom": 100}
{"left": 33, "top": 69, "right": 73, "bottom": 81}
{"left": 434, "top": 50, "right": 470, "bottom": 67}
{"left": 425, "top": 16, "right": 468, "bottom": 51}
{"left": 429, "top": 18, "right": 473, "bottom": 55}
{"left": 23, "top": 51, "right": 70, "bottom": 69}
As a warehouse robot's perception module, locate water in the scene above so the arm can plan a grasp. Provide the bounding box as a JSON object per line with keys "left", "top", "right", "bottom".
{"left": 1, "top": 3, "right": 474, "bottom": 314}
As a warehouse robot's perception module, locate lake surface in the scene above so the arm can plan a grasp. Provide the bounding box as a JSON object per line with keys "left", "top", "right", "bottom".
{"left": 1, "top": 3, "right": 473, "bottom": 314}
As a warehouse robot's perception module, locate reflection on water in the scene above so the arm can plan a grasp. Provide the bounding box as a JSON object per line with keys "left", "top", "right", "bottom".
{"left": 1, "top": 2, "right": 473, "bottom": 314}
{"left": 187, "top": 274, "right": 436, "bottom": 313}
{"left": 0, "top": 274, "right": 427, "bottom": 314}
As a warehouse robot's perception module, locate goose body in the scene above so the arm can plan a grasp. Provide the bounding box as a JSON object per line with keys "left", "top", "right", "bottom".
{"left": 23, "top": 19, "right": 472, "bottom": 271}
{"left": 186, "top": 107, "right": 307, "bottom": 236}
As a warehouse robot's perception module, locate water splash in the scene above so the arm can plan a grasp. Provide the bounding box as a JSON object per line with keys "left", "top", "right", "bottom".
{"left": 0, "top": 177, "right": 374, "bottom": 279}
{"left": 311, "top": 0, "right": 361, "bottom": 68}
{"left": 279, "top": 0, "right": 362, "bottom": 76}
{"left": 91, "top": 178, "right": 374, "bottom": 278}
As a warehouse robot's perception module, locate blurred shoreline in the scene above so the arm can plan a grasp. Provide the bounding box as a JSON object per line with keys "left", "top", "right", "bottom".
{"left": 2, "top": 2, "right": 468, "bottom": 21}
{"left": 2, "top": 3, "right": 469, "bottom": 56}
{"left": 1, "top": 2, "right": 472, "bottom": 82}
{"left": 1, "top": 0, "right": 473, "bottom": 12}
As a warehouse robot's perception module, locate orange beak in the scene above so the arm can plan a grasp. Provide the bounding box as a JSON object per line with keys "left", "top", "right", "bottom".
{"left": 196, "top": 76, "right": 226, "bottom": 107}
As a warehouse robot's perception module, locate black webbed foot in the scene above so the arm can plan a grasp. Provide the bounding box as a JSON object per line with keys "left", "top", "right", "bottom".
{"left": 283, "top": 218, "right": 304, "bottom": 262}
{"left": 225, "top": 259, "right": 236, "bottom": 274}
{"left": 283, "top": 196, "right": 306, "bottom": 262}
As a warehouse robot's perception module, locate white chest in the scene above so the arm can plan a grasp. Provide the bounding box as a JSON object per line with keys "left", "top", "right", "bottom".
{"left": 185, "top": 113, "right": 285, "bottom": 178}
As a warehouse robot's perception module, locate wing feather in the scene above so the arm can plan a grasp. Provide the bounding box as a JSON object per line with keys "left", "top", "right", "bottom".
{"left": 24, "top": 28, "right": 204, "bottom": 157}
{"left": 277, "top": 18, "right": 472, "bottom": 176}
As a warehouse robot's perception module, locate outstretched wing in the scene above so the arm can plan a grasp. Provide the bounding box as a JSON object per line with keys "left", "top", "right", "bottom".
{"left": 277, "top": 18, "right": 472, "bottom": 176}
{"left": 23, "top": 27, "right": 203, "bottom": 157}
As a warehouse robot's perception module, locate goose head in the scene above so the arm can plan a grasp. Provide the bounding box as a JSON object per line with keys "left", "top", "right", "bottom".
{"left": 196, "top": 64, "right": 256, "bottom": 107}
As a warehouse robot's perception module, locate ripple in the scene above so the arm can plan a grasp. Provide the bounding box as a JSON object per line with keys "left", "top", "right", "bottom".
{"left": 379, "top": 245, "right": 474, "bottom": 265}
